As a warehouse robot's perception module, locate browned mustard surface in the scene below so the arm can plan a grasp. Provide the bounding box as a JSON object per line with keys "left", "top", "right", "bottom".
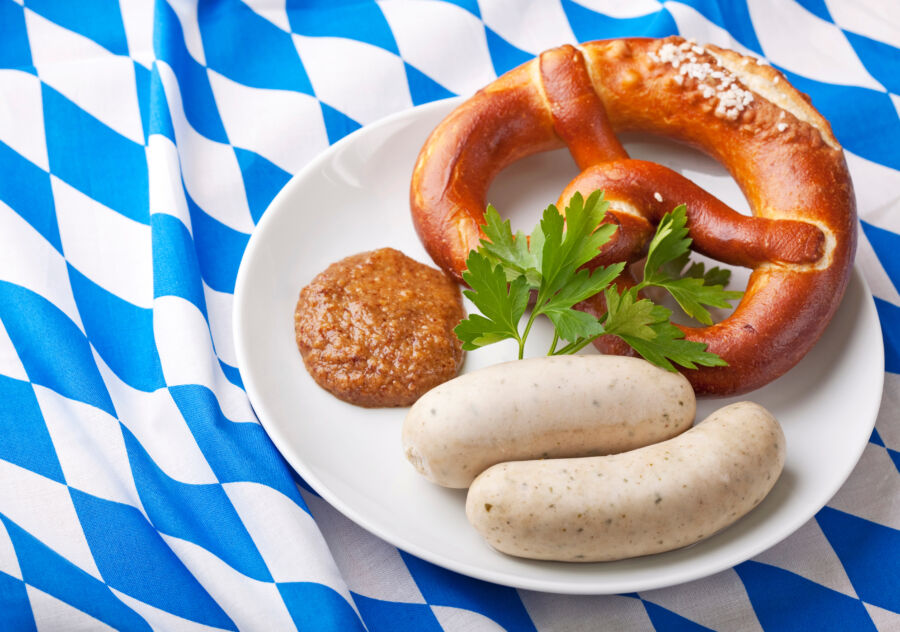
{"left": 294, "top": 248, "right": 465, "bottom": 407}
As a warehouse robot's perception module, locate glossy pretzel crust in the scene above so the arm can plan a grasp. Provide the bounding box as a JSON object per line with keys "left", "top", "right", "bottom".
{"left": 410, "top": 37, "right": 856, "bottom": 396}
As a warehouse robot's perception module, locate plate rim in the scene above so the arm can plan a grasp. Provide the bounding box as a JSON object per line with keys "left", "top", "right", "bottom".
{"left": 233, "top": 97, "right": 885, "bottom": 595}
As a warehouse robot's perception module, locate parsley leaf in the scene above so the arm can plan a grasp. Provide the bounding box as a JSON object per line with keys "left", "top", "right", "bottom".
{"left": 637, "top": 204, "right": 742, "bottom": 325}
{"left": 611, "top": 299, "right": 728, "bottom": 371}
{"left": 478, "top": 205, "right": 541, "bottom": 285}
{"left": 543, "top": 262, "right": 625, "bottom": 314}
{"left": 644, "top": 204, "right": 691, "bottom": 283}
{"left": 602, "top": 287, "right": 657, "bottom": 340}
{"left": 660, "top": 251, "right": 730, "bottom": 287}
{"left": 454, "top": 191, "right": 741, "bottom": 370}
{"left": 455, "top": 251, "right": 530, "bottom": 350}
{"left": 541, "top": 306, "right": 605, "bottom": 344}
{"left": 537, "top": 191, "right": 617, "bottom": 302}
{"left": 655, "top": 276, "right": 742, "bottom": 325}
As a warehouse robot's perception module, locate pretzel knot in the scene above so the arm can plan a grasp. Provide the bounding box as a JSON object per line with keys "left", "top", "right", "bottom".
{"left": 410, "top": 37, "right": 856, "bottom": 396}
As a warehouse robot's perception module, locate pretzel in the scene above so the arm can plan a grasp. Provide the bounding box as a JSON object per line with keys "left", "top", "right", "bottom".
{"left": 410, "top": 37, "right": 856, "bottom": 396}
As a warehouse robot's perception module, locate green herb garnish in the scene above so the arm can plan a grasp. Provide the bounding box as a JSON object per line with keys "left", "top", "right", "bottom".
{"left": 453, "top": 190, "right": 742, "bottom": 371}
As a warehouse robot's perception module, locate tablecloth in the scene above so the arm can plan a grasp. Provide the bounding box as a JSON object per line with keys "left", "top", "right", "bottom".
{"left": 0, "top": 0, "right": 898, "bottom": 630}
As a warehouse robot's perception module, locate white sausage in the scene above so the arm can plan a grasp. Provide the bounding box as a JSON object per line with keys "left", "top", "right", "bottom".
{"left": 465, "top": 401, "right": 785, "bottom": 561}
{"left": 402, "top": 355, "right": 696, "bottom": 488}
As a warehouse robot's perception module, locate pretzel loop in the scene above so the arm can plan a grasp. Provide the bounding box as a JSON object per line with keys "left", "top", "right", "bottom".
{"left": 410, "top": 37, "right": 856, "bottom": 396}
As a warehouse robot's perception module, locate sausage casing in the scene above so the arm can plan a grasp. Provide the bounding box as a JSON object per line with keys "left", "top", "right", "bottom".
{"left": 465, "top": 401, "right": 785, "bottom": 561}
{"left": 403, "top": 355, "right": 695, "bottom": 488}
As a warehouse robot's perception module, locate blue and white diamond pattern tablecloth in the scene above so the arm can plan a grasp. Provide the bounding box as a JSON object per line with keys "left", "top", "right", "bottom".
{"left": 0, "top": 0, "right": 898, "bottom": 630}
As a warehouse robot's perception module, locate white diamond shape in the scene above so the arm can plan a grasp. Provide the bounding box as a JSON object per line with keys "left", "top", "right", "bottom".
{"left": 520, "top": 590, "right": 654, "bottom": 629}
{"left": 208, "top": 68, "right": 328, "bottom": 174}
{"left": 864, "top": 602, "right": 900, "bottom": 631}
{"left": 873, "top": 373, "right": 900, "bottom": 453}
{"left": 0, "top": 69, "right": 48, "bottom": 171}
{"left": 92, "top": 349, "right": 218, "bottom": 485}
{"left": 225, "top": 482, "right": 350, "bottom": 592}
{"left": 35, "top": 385, "right": 142, "bottom": 509}
{"left": 26, "top": 9, "right": 145, "bottom": 145}
{"left": 147, "top": 135, "right": 193, "bottom": 230}
{"left": 0, "top": 318, "right": 28, "bottom": 382}
{"left": 826, "top": 0, "right": 900, "bottom": 48}
{"left": 155, "top": 62, "right": 254, "bottom": 235}
{"left": 52, "top": 175, "right": 153, "bottom": 309}
{"left": 0, "top": 518, "right": 22, "bottom": 580}
{"left": 0, "top": 201, "right": 85, "bottom": 334}
{"left": 0, "top": 459, "right": 102, "bottom": 580}
{"left": 479, "top": 0, "right": 576, "bottom": 54}
{"left": 166, "top": 0, "right": 206, "bottom": 65}
{"left": 640, "top": 568, "right": 763, "bottom": 630}
{"left": 153, "top": 295, "right": 255, "bottom": 424}
{"left": 161, "top": 534, "right": 299, "bottom": 632}
{"left": 27, "top": 585, "right": 117, "bottom": 632}
{"left": 119, "top": 0, "right": 154, "bottom": 68}
{"left": 747, "top": 0, "right": 884, "bottom": 91}
{"left": 293, "top": 34, "right": 412, "bottom": 125}
{"left": 301, "top": 488, "right": 425, "bottom": 604}
{"left": 379, "top": 0, "right": 496, "bottom": 95}
{"left": 203, "top": 282, "right": 237, "bottom": 368}
{"left": 828, "top": 442, "right": 900, "bottom": 531}
{"left": 752, "top": 518, "right": 857, "bottom": 598}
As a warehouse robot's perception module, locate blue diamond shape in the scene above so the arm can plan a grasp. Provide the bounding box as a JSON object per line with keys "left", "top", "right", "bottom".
{"left": 485, "top": 26, "right": 533, "bottom": 76}
{"left": 561, "top": 0, "right": 677, "bottom": 41}
{"left": 405, "top": 62, "right": 455, "bottom": 106}
{"left": 777, "top": 67, "right": 900, "bottom": 172}
{"left": 151, "top": 212, "right": 207, "bottom": 317}
{"left": 735, "top": 560, "right": 877, "bottom": 631}
{"left": 643, "top": 600, "right": 714, "bottom": 631}
{"left": 67, "top": 264, "right": 165, "bottom": 392}
{"left": 0, "top": 0, "right": 32, "bottom": 71}
{"left": 817, "top": 507, "right": 900, "bottom": 614}
{"left": 68, "top": 489, "right": 236, "bottom": 630}
{"left": 233, "top": 147, "right": 292, "bottom": 224}
{"left": 169, "top": 384, "right": 306, "bottom": 508}
{"left": 0, "top": 570, "right": 36, "bottom": 632}
{"left": 873, "top": 297, "right": 900, "bottom": 374}
{"left": 120, "top": 425, "right": 273, "bottom": 582}
{"left": 0, "top": 375, "right": 65, "bottom": 484}
{"left": 0, "top": 140, "right": 60, "bottom": 253}
{"left": 185, "top": 190, "right": 250, "bottom": 294}
{"left": 667, "top": 0, "right": 763, "bottom": 54}
{"left": 0, "top": 281, "right": 115, "bottom": 416}
{"left": 352, "top": 592, "right": 442, "bottom": 632}
{"left": 285, "top": 0, "right": 399, "bottom": 56}
{"left": 43, "top": 84, "right": 149, "bottom": 225}
{"left": 319, "top": 101, "right": 362, "bottom": 146}
{"left": 199, "top": 0, "right": 313, "bottom": 94}
{"left": 278, "top": 583, "right": 366, "bottom": 632}
{"left": 153, "top": 1, "right": 228, "bottom": 143}
{"left": 25, "top": 0, "right": 127, "bottom": 56}
{"left": 1, "top": 512, "right": 153, "bottom": 631}
{"left": 399, "top": 551, "right": 537, "bottom": 632}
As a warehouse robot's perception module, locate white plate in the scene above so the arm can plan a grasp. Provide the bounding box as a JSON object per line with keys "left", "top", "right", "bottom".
{"left": 233, "top": 98, "right": 884, "bottom": 594}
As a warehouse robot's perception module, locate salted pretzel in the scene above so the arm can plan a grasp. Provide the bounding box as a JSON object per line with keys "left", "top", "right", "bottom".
{"left": 410, "top": 37, "right": 856, "bottom": 396}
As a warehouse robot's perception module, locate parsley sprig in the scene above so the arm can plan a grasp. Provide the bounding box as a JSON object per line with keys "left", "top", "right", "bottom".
{"left": 453, "top": 191, "right": 742, "bottom": 371}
